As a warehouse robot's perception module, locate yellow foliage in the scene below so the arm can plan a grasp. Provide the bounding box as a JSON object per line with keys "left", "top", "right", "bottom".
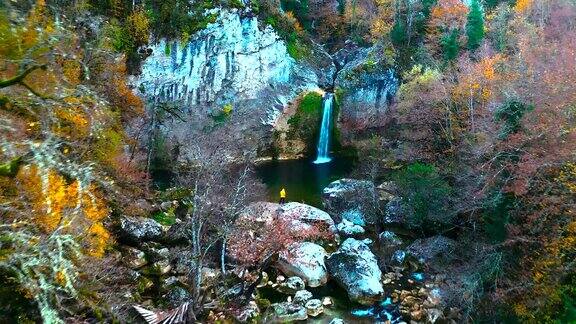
{"left": 53, "top": 106, "right": 90, "bottom": 139}
{"left": 16, "top": 165, "right": 111, "bottom": 257}
{"left": 556, "top": 162, "right": 576, "bottom": 193}
{"left": 127, "top": 9, "right": 150, "bottom": 46}
{"left": 515, "top": 0, "right": 533, "bottom": 14}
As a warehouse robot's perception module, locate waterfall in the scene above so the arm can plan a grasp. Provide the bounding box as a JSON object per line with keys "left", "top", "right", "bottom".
{"left": 313, "top": 93, "right": 334, "bottom": 164}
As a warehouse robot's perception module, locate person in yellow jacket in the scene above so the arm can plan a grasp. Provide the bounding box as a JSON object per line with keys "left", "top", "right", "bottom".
{"left": 279, "top": 188, "right": 286, "bottom": 204}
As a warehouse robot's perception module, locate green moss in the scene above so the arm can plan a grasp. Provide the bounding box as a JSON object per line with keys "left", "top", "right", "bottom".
{"left": 151, "top": 210, "right": 176, "bottom": 226}
{"left": 287, "top": 92, "right": 323, "bottom": 154}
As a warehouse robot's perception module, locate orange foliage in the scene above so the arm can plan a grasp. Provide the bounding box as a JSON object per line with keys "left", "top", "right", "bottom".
{"left": 16, "top": 165, "right": 111, "bottom": 257}
{"left": 514, "top": 0, "right": 533, "bottom": 14}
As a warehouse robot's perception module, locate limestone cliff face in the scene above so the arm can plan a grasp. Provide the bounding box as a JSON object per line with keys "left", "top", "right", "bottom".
{"left": 334, "top": 45, "right": 399, "bottom": 143}
{"left": 132, "top": 8, "right": 398, "bottom": 162}
{"left": 132, "top": 9, "right": 330, "bottom": 162}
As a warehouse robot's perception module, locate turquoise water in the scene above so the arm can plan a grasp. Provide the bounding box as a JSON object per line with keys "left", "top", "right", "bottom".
{"left": 256, "top": 157, "right": 355, "bottom": 207}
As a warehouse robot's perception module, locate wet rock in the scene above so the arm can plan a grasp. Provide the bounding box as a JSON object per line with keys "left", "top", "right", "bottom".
{"left": 322, "top": 179, "right": 378, "bottom": 224}
{"left": 278, "top": 242, "right": 328, "bottom": 287}
{"left": 264, "top": 302, "right": 308, "bottom": 322}
{"left": 333, "top": 41, "right": 363, "bottom": 70}
{"left": 337, "top": 219, "right": 365, "bottom": 237}
{"left": 277, "top": 276, "right": 306, "bottom": 294}
{"left": 122, "top": 247, "right": 147, "bottom": 269}
{"left": 305, "top": 299, "right": 324, "bottom": 317}
{"left": 326, "top": 238, "right": 384, "bottom": 305}
{"left": 379, "top": 231, "right": 404, "bottom": 248}
{"left": 383, "top": 197, "right": 410, "bottom": 225}
{"left": 119, "top": 216, "right": 164, "bottom": 244}
{"left": 392, "top": 250, "right": 406, "bottom": 265}
{"left": 293, "top": 290, "right": 313, "bottom": 305}
{"left": 406, "top": 236, "right": 456, "bottom": 265}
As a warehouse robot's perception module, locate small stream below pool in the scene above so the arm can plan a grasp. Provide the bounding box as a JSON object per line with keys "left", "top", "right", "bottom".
{"left": 255, "top": 156, "right": 356, "bottom": 207}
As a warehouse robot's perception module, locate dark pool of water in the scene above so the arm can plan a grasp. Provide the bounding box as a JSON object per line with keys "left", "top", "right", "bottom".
{"left": 256, "top": 157, "right": 356, "bottom": 207}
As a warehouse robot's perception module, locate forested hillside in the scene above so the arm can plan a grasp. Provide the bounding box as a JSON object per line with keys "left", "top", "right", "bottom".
{"left": 0, "top": 0, "right": 574, "bottom": 323}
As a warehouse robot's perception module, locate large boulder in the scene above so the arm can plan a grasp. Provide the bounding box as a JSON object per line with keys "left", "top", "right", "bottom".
{"left": 337, "top": 219, "right": 365, "bottom": 237}
{"left": 118, "top": 216, "right": 164, "bottom": 244}
{"left": 326, "top": 238, "right": 384, "bottom": 305}
{"left": 234, "top": 202, "right": 337, "bottom": 238}
{"left": 277, "top": 242, "right": 329, "bottom": 287}
{"left": 322, "top": 178, "right": 379, "bottom": 224}
{"left": 264, "top": 302, "right": 308, "bottom": 322}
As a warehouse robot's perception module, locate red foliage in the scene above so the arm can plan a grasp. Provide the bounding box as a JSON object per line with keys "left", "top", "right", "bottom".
{"left": 228, "top": 205, "right": 334, "bottom": 267}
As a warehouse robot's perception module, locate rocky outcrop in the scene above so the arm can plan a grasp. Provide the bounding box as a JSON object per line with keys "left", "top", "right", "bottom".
{"left": 264, "top": 302, "right": 308, "bottom": 322}
{"left": 277, "top": 276, "right": 306, "bottom": 294}
{"left": 322, "top": 178, "right": 379, "bottom": 224}
{"left": 337, "top": 219, "right": 365, "bottom": 237}
{"left": 118, "top": 216, "right": 164, "bottom": 244}
{"left": 277, "top": 242, "right": 329, "bottom": 287}
{"left": 326, "top": 238, "right": 384, "bottom": 305}
{"left": 293, "top": 290, "right": 313, "bottom": 305}
{"left": 132, "top": 9, "right": 334, "bottom": 162}
{"left": 334, "top": 44, "right": 398, "bottom": 142}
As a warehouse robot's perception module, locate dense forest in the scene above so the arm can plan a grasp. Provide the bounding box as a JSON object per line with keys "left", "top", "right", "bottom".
{"left": 0, "top": 0, "right": 574, "bottom": 323}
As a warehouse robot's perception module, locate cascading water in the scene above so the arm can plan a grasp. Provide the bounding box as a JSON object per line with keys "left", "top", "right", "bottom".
{"left": 313, "top": 93, "right": 334, "bottom": 164}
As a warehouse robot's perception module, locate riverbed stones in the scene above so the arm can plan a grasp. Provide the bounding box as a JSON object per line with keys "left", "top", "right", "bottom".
{"left": 277, "top": 242, "right": 329, "bottom": 287}
{"left": 277, "top": 276, "right": 306, "bottom": 294}
{"left": 264, "top": 302, "right": 308, "bottom": 322}
{"left": 337, "top": 218, "right": 365, "bottom": 237}
{"left": 119, "top": 216, "right": 164, "bottom": 244}
{"left": 293, "top": 290, "right": 313, "bottom": 305}
{"left": 322, "top": 179, "right": 378, "bottom": 224}
{"left": 326, "top": 238, "right": 384, "bottom": 305}
{"left": 305, "top": 299, "right": 324, "bottom": 317}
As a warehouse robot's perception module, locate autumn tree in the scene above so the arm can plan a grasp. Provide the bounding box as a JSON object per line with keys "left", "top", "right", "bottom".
{"left": 0, "top": 1, "right": 144, "bottom": 321}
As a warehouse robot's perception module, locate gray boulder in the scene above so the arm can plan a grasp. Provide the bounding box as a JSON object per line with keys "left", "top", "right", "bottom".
{"left": 337, "top": 219, "right": 365, "bottom": 237}
{"left": 277, "top": 242, "right": 329, "bottom": 287}
{"left": 322, "top": 178, "right": 378, "bottom": 224}
{"left": 277, "top": 276, "right": 306, "bottom": 294}
{"left": 383, "top": 197, "right": 410, "bottom": 225}
{"left": 119, "top": 216, "right": 164, "bottom": 244}
{"left": 305, "top": 299, "right": 324, "bottom": 317}
{"left": 264, "top": 302, "right": 308, "bottom": 322}
{"left": 326, "top": 238, "right": 384, "bottom": 305}
{"left": 293, "top": 290, "right": 313, "bottom": 305}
